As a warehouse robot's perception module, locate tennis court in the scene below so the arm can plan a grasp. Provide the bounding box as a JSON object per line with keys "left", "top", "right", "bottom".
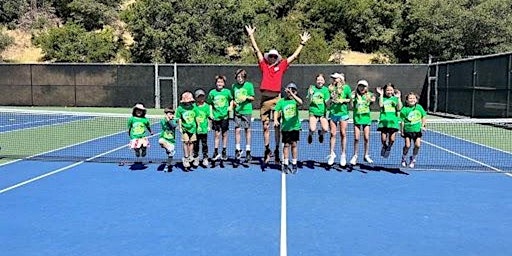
{"left": 1, "top": 108, "right": 511, "bottom": 256}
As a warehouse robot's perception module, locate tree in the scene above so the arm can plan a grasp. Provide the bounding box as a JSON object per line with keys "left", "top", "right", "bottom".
{"left": 33, "top": 22, "right": 120, "bottom": 62}
{"left": 0, "top": 30, "right": 14, "bottom": 59}
{"left": 0, "top": 0, "right": 30, "bottom": 28}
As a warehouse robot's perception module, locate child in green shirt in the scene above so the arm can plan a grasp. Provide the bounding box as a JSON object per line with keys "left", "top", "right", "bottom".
{"left": 307, "top": 74, "right": 330, "bottom": 145}
{"left": 350, "top": 80, "right": 375, "bottom": 166}
{"left": 400, "top": 92, "right": 427, "bottom": 168}
{"left": 158, "top": 107, "right": 177, "bottom": 172}
{"left": 176, "top": 91, "right": 200, "bottom": 169}
{"left": 376, "top": 83, "right": 402, "bottom": 158}
{"left": 193, "top": 89, "right": 212, "bottom": 167}
{"left": 127, "top": 103, "right": 153, "bottom": 164}
{"left": 207, "top": 75, "right": 233, "bottom": 162}
{"left": 274, "top": 82, "right": 303, "bottom": 174}
{"left": 327, "top": 73, "right": 352, "bottom": 167}
{"left": 232, "top": 69, "right": 255, "bottom": 163}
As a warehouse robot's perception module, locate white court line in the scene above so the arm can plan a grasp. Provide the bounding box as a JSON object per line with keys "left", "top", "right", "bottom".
{"left": 280, "top": 171, "right": 288, "bottom": 256}
{"left": 0, "top": 144, "right": 128, "bottom": 194}
{"left": 427, "top": 129, "right": 512, "bottom": 156}
{"left": 423, "top": 140, "right": 512, "bottom": 177}
{"left": 0, "top": 130, "right": 126, "bottom": 168}
{"left": 0, "top": 116, "right": 92, "bottom": 134}
{"left": 0, "top": 116, "right": 76, "bottom": 128}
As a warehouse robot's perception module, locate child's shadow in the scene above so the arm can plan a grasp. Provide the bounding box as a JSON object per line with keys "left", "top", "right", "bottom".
{"left": 129, "top": 162, "right": 149, "bottom": 171}
{"left": 254, "top": 157, "right": 281, "bottom": 172}
{"left": 358, "top": 164, "right": 409, "bottom": 175}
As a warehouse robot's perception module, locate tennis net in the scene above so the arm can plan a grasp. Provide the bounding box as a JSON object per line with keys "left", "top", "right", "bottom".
{"left": 0, "top": 108, "right": 511, "bottom": 173}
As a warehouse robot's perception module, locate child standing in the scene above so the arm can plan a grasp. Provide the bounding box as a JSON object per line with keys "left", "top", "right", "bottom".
{"left": 376, "top": 83, "right": 402, "bottom": 158}
{"left": 176, "top": 91, "right": 199, "bottom": 169}
{"left": 350, "top": 80, "right": 375, "bottom": 165}
{"left": 307, "top": 74, "right": 330, "bottom": 145}
{"left": 193, "top": 89, "right": 211, "bottom": 166}
{"left": 232, "top": 69, "right": 255, "bottom": 163}
{"left": 327, "top": 73, "right": 352, "bottom": 166}
{"left": 127, "top": 103, "right": 152, "bottom": 164}
{"left": 207, "top": 75, "right": 233, "bottom": 162}
{"left": 400, "top": 93, "right": 427, "bottom": 168}
{"left": 274, "top": 82, "right": 303, "bottom": 174}
{"left": 159, "top": 107, "right": 177, "bottom": 172}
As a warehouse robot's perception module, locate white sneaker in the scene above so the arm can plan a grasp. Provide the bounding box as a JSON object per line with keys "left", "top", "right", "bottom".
{"left": 340, "top": 154, "right": 347, "bottom": 167}
{"left": 192, "top": 157, "right": 199, "bottom": 167}
{"left": 183, "top": 157, "right": 191, "bottom": 168}
{"left": 349, "top": 155, "right": 358, "bottom": 165}
{"left": 202, "top": 158, "right": 209, "bottom": 166}
{"left": 409, "top": 156, "right": 416, "bottom": 168}
{"left": 401, "top": 158, "right": 407, "bottom": 167}
{"left": 364, "top": 155, "right": 373, "bottom": 164}
{"left": 327, "top": 152, "right": 336, "bottom": 166}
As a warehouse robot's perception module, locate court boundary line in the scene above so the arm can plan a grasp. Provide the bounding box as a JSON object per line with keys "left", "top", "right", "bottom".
{"left": 427, "top": 129, "right": 512, "bottom": 156}
{"left": 0, "top": 144, "right": 128, "bottom": 194}
{"left": 423, "top": 140, "right": 512, "bottom": 177}
{"left": 280, "top": 171, "right": 288, "bottom": 256}
{"left": 0, "top": 116, "right": 92, "bottom": 134}
{"left": 0, "top": 116, "right": 79, "bottom": 128}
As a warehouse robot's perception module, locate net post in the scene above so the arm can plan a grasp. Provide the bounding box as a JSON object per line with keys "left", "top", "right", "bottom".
{"left": 173, "top": 62, "right": 178, "bottom": 110}
{"left": 154, "top": 63, "right": 161, "bottom": 109}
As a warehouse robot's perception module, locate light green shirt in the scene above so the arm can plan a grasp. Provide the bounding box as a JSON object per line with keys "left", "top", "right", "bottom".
{"left": 378, "top": 96, "right": 400, "bottom": 129}
{"left": 159, "top": 118, "right": 177, "bottom": 144}
{"left": 232, "top": 82, "right": 255, "bottom": 115}
{"left": 329, "top": 84, "right": 352, "bottom": 117}
{"left": 176, "top": 104, "right": 199, "bottom": 134}
{"left": 275, "top": 98, "right": 301, "bottom": 131}
{"left": 195, "top": 102, "right": 211, "bottom": 134}
{"left": 400, "top": 104, "right": 427, "bottom": 132}
{"left": 352, "top": 92, "right": 373, "bottom": 125}
{"left": 307, "top": 85, "right": 330, "bottom": 116}
{"left": 207, "top": 88, "right": 233, "bottom": 120}
{"left": 127, "top": 116, "right": 150, "bottom": 139}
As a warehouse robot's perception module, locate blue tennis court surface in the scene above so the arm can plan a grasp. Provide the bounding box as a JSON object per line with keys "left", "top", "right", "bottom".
{"left": 1, "top": 113, "right": 512, "bottom": 255}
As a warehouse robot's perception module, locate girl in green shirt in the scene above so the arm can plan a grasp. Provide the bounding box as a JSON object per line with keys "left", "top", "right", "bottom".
{"left": 158, "top": 107, "right": 177, "bottom": 172}
{"left": 376, "top": 83, "right": 402, "bottom": 158}
{"left": 327, "top": 73, "right": 352, "bottom": 166}
{"left": 400, "top": 92, "right": 427, "bottom": 168}
{"left": 207, "top": 75, "right": 233, "bottom": 162}
{"left": 176, "top": 91, "right": 200, "bottom": 169}
{"left": 350, "top": 80, "right": 375, "bottom": 166}
{"left": 127, "top": 103, "right": 153, "bottom": 164}
{"left": 306, "top": 74, "right": 330, "bottom": 145}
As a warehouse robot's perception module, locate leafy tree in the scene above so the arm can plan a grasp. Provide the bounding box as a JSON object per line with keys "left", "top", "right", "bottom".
{"left": 0, "top": 30, "right": 14, "bottom": 57}
{"left": 33, "top": 22, "right": 120, "bottom": 62}
{"left": 0, "top": 0, "right": 30, "bottom": 28}
{"left": 66, "top": 0, "right": 119, "bottom": 31}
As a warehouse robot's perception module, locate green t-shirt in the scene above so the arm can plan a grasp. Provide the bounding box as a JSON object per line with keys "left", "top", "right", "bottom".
{"left": 378, "top": 96, "right": 400, "bottom": 129}
{"left": 328, "top": 84, "right": 352, "bottom": 117}
{"left": 307, "top": 85, "right": 330, "bottom": 116}
{"left": 127, "top": 116, "right": 150, "bottom": 139}
{"left": 159, "top": 118, "right": 177, "bottom": 144}
{"left": 400, "top": 104, "right": 427, "bottom": 132}
{"left": 352, "top": 92, "right": 373, "bottom": 125}
{"left": 207, "top": 88, "right": 233, "bottom": 120}
{"left": 176, "top": 104, "right": 199, "bottom": 134}
{"left": 275, "top": 98, "right": 301, "bottom": 131}
{"left": 232, "top": 82, "right": 255, "bottom": 115}
{"left": 195, "top": 102, "right": 211, "bottom": 134}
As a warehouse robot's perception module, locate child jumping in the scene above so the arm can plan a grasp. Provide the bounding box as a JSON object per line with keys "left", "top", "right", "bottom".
{"left": 159, "top": 107, "right": 177, "bottom": 172}
{"left": 307, "top": 73, "right": 330, "bottom": 145}
{"left": 207, "top": 75, "right": 233, "bottom": 162}
{"left": 350, "top": 80, "right": 375, "bottom": 165}
{"left": 193, "top": 89, "right": 211, "bottom": 167}
{"left": 127, "top": 103, "right": 152, "bottom": 164}
{"left": 176, "top": 91, "right": 199, "bottom": 169}
{"left": 376, "top": 83, "right": 402, "bottom": 158}
{"left": 232, "top": 69, "right": 255, "bottom": 163}
{"left": 400, "top": 92, "right": 427, "bottom": 168}
{"left": 274, "top": 82, "right": 303, "bottom": 174}
{"left": 327, "top": 73, "right": 352, "bottom": 166}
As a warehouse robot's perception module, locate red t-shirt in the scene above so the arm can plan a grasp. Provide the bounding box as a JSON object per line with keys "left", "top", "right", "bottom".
{"left": 258, "top": 59, "right": 290, "bottom": 92}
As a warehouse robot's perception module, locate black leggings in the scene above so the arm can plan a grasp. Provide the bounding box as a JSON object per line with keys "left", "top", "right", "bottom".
{"left": 193, "top": 133, "right": 208, "bottom": 158}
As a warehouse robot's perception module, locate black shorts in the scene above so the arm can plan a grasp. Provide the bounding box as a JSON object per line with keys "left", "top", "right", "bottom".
{"left": 377, "top": 127, "right": 399, "bottom": 134}
{"left": 282, "top": 130, "right": 300, "bottom": 144}
{"left": 403, "top": 131, "right": 422, "bottom": 140}
{"left": 212, "top": 119, "right": 229, "bottom": 132}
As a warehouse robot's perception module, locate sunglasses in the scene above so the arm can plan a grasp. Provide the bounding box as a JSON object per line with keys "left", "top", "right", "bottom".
{"left": 268, "top": 55, "right": 278, "bottom": 59}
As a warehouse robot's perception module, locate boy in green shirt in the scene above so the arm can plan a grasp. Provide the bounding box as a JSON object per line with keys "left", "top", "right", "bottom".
{"left": 400, "top": 92, "right": 427, "bottom": 168}
{"left": 376, "top": 83, "right": 402, "bottom": 158}
{"left": 274, "top": 82, "right": 303, "bottom": 174}
{"left": 232, "top": 69, "right": 255, "bottom": 163}
{"left": 176, "top": 91, "right": 200, "bottom": 169}
{"left": 350, "top": 80, "right": 375, "bottom": 166}
{"left": 207, "top": 75, "right": 233, "bottom": 162}
{"left": 327, "top": 73, "right": 352, "bottom": 167}
{"left": 127, "top": 103, "right": 153, "bottom": 164}
{"left": 307, "top": 74, "right": 330, "bottom": 145}
{"left": 158, "top": 107, "right": 178, "bottom": 172}
{"left": 193, "top": 89, "right": 212, "bottom": 167}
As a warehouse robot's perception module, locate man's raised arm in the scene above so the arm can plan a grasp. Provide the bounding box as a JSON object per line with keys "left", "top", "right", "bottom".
{"left": 287, "top": 31, "right": 311, "bottom": 64}
{"left": 245, "top": 25, "right": 264, "bottom": 62}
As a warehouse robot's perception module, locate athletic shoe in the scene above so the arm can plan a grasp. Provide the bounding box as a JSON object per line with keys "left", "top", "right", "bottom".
{"left": 307, "top": 134, "right": 313, "bottom": 144}
{"left": 221, "top": 150, "right": 228, "bottom": 161}
{"left": 327, "top": 152, "right": 336, "bottom": 166}
{"left": 264, "top": 148, "right": 272, "bottom": 163}
{"left": 340, "top": 154, "right": 347, "bottom": 167}
{"left": 380, "top": 145, "right": 387, "bottom": 157}
{"left": 183, "top": 157, "right": 191, "bottom": 168}
{"left": 349, "top": 155, "right": 358, "bottom": 165}
{"left": 274, "top": 149, "right": 281, "bottom": 163}
{"left": 235, "top": 149, "right": 242, "bottom": 160}
{"left": 164, "top": 165, "right": 173, "bottom": 172}
{"left": 384, "top": 145, "right": 392, "bottom": 158}
{"left": 409, "top": 156, "right": 416, "bottom": 168}
{"left": 202, "top": 158, "right": 209, "bottom": 166}
{"left": 401, "top": 158, "right": 407, "bottom": 167}
{"left": 318, "top": 130, "right": 324, "bottom": 143}
{"left": 192, "top": 156, "right": 199, "bottom": 167}
{"left": 291, "top": 164, "right": 298, "bottom": 174}
{"left": 244, "top": 151, "right": 252, "bottom": 163}
{"left": 281, "top": 164, "right": 290, "bottom": 174}
{"left": 212, "top": 152, "right": 221, "bottom": 161}
{"left": 141, "top": 147, "right": 147, "bottom": 157}
{"left": 364, "top": 155, "right": 374, "bottom": 164}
